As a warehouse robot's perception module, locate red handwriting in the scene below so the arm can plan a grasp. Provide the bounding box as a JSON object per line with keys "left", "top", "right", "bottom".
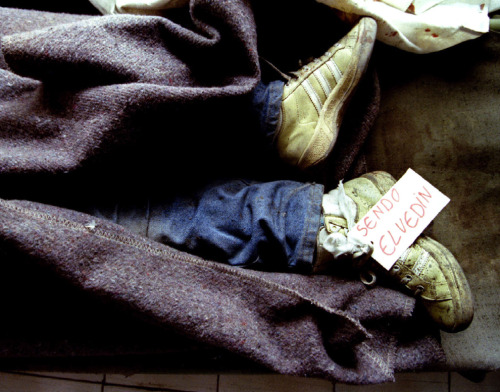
{"left": 355, "top": 185, "right": 433, "bottom": 256}
{"left": 355, "top": 187, "right": 400, "bottom": 237}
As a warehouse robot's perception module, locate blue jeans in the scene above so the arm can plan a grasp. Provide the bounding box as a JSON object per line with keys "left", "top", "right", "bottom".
{"left": 252, "top": 79, "right": 285, "bottom": 143}
{"left": 89, "top": 80, "right": 324, "bottom": 272}
{"left": 147, "top": 179, "right": 324, "bottom": 272}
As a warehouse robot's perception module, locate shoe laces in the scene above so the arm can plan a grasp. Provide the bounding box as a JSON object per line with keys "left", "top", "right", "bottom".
{"left": 285, "top": 47, "right": 338, "bottom": 86}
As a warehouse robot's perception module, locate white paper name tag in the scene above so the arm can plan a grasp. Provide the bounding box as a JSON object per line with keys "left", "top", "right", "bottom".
{"left": 351, "top": 169, "right": 450, "bottom": 270}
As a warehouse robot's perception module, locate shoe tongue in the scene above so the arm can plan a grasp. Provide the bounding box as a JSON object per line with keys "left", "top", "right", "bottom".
{"left": 338, "top": 181, "right": 357, "bottom": 229}
{"left": 342, "top": 178, "right": 384, "bottom": 221}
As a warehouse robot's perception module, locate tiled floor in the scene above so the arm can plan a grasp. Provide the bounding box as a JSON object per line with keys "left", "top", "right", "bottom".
{"left": 0, "top": 371, "right": 498, "bottom": 391}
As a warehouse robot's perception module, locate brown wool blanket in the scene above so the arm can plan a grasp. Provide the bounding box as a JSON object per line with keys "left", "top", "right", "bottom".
{"left": 0, "top": 0, "right": 445, "bottom": 384}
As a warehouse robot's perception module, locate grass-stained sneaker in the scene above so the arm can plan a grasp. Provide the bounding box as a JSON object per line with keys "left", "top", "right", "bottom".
{"left": 316, "top": 171, "right": 474, "bottom": 333}
{"left": 275, "top": 17, "right": 377, "bottom": 170}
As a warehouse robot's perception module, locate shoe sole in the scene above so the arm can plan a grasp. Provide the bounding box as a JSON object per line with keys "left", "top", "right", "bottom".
{"left": 361, "top": 171, "right": 474, "bottom": 332}
{"left": 416, "top": 236, "right": 474, "bottom": 332}
{"left": 298, "top": 17, "right": 377, "bottom": 170}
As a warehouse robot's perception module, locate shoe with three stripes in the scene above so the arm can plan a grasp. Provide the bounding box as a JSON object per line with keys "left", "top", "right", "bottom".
{"left": 274, "top": 17, "right": 377, "bottom": 170}
{"left": 315, "top": 171, "right": 474, "bottom": 333}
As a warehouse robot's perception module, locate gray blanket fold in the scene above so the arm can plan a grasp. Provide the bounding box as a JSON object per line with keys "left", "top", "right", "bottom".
{"left": 0, "top": 3, "right": 260, "bottom": 174}
{"left": 0, "top": 1, "right": 445, "bottom": 384}
{"left": 0, "top": 198, "right": 445, "bottom": 384}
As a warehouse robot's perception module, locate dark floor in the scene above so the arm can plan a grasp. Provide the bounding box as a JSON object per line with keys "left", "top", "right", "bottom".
{"left": 0, "top": 371, "right": 498, "bottom": 391}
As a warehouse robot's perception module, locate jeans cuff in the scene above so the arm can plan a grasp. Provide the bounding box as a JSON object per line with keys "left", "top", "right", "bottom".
{"left": 295, "top": 183, "right": 324, "bottom": 272}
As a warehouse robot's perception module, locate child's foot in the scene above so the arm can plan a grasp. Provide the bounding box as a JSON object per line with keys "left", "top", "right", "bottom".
{"left": 274, "top": 17, "right": 377, "bottom": 170}
{"left": 315, "top": 171, "right": 474, "bottom": 333}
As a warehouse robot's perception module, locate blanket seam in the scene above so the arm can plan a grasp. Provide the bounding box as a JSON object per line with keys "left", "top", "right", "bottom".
{"left": 0, "top": 198, "right": 369, "bottom": 337}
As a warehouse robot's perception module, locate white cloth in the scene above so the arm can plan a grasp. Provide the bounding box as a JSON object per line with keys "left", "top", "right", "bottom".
{"left": 89, "top": 0, "right": 188, "bottom": 15}
{"left": 89, "top": 0, "right": 499, "bottom": 52}
{"left": 321, "top": 182, "right": 374, "bottom": 259}
{"left": 318, "top": 0, "right": 498, "bottom": 53}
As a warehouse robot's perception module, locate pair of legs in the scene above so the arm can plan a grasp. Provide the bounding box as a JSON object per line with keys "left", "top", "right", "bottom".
{"left": 85, "top": 18, "right": 473, "bottom": 333}
{"left": 90, "top": 17, "right": 379, "bottom": 273}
